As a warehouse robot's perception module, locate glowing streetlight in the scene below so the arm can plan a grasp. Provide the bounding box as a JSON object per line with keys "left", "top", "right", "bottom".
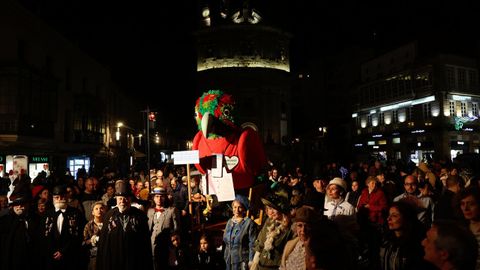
{"left": 116, "top": 122, "right": 124, "bottom": 141}
{"left": 138, "top": 134, "right": 143, "bottom": 146}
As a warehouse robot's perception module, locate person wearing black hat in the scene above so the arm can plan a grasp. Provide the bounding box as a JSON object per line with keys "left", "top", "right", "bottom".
{"left": 303, "top": 175, "right": 327, "bottom": 216}
{"left": 96, "top": 180, "right": 153, "bottom": 270}
{"left": 0, "top": 195, "right": 37, "bottom": 270}
{"left": 251, "top": 187, "right": 293, "bottom": 270}
{"left": 39, "top": 184, "right": 85, "bottom": 270}
{"left": 147, "top": 187, "right": 180, "bottom": 270}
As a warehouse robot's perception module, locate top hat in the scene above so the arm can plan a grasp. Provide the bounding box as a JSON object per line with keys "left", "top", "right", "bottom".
{"left": 52, "top": 185, "right": 67, "bottom": 196}
{"left": 115, "top": 180, "right": 132, "bottom": 197}
{"left": 8, "top": 194, "right": 30, "bottom": 206}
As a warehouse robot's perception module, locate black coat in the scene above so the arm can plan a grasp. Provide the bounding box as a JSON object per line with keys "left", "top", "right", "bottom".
{"left": 40, "top": 206, "right": 85, "bottom": 270}
{"left": 96, "top": 207, "right": 153, "bottom": 270}
{"left": 0, "top": 210, "right": 36, "bottom": 270}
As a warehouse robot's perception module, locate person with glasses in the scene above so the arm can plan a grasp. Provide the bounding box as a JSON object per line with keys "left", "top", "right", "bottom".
{"left": 393, "top": 175, "right": 434, "bottom": 229}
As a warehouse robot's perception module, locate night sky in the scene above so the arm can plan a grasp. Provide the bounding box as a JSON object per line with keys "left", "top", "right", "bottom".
{"left": 16, "top": 0, "right": 479, "bottom": 132}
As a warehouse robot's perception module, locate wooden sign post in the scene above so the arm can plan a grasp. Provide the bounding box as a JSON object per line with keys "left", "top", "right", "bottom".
{"left": 173, "top": 150, "right": 199, "bottom": 215}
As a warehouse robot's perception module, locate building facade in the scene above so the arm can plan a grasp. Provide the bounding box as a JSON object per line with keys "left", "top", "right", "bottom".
{"left": 352, "top": 41, "right": 480, "bottom": 163}
{"left": 0, "top": 0, "right": 142, "bottom": 178}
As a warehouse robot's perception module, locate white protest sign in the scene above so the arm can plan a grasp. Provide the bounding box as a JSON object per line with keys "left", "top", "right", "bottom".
{"left": 212, "top": 154, "right": 223, "bottom": 178}
{"left": 173, "top": 150, "right": 199, "bottom": 165}
{"left": 203, "top": 167, "right": 235, "bottom": 202}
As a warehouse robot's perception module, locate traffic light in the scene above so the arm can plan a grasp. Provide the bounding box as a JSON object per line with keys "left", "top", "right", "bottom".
{"left": 148, "top": 112, "right": 156, "bottom": 129}
{"left": 148, "top": 112, "right": 156, "bottom": 121}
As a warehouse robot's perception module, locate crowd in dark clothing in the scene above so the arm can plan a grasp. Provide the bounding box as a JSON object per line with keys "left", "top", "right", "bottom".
{"left": 1, "top": 157, "right": 480, "bottom": 270}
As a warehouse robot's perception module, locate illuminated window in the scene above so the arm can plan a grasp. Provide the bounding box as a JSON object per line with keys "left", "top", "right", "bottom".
{"left": 367, "top": 141, "right": 375, "bottom": 146}
{"left": 378, "top": 140, "right": 387, "bottom": 145}
{"left": 372, "top": 114, "right": 378, "bottom": 127}
{"left": 392, "top": 138, "right": 401, "bottom": 144}
{"left": 398, "top": 109, "right": 406, "bottom": 123}
{"left": 361, "top": 117, "right": 367, "bottom": 128}
{"left": 461, "top": 102, "right": 467, "bottom": 117}
{"left": 449, "top": 101, "right": 456, "bottom": 117}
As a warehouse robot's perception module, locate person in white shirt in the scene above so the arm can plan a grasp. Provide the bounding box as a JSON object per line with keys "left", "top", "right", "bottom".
{"left": 324, "top": 178, "right": 355, "bottom": 220}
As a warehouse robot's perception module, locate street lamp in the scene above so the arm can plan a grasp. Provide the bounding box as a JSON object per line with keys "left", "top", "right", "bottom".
{"left": 141, "top": 107, "right": 157, "bottom": 192}
{"left": 116, "top": 122, "right": 123, "bottom": 141}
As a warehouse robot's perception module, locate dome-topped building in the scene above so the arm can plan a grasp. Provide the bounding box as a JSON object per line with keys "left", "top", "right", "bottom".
{"left": 195, "top": 0, "right": 292, "bottom": 146}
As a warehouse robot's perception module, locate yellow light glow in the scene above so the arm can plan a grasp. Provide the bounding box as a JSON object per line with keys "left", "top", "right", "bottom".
{"left": 197, "top": 58, "right": 290, "bottom": 72}
{"left": 444, "top": 108, "right": 450, "bottom": 116}
{"left": 384, "top": 112, "right": 392, "bottom": 125}
{"left": 398, "top": 109, "right": 406, "bottom": 123}
{"left": 361, "top": 117, "right": 367, "bottom": 128}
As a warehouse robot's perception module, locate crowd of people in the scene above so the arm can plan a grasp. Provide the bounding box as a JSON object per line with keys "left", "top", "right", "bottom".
{"left": 1, "top": 157, "right": 480, "bottom": 270}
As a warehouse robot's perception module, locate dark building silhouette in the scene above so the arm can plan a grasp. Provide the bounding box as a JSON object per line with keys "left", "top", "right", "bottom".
{"left": 0, "top": 0, "right": 143, "bottom": 178}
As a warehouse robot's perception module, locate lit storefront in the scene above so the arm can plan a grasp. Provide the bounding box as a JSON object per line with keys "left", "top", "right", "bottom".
{"left": 67, "top": 155, "right": 90, "bottom": 179}
{"left": 29, "top": 155, "right": 50, "bottom": 179}
{"left": 4, "top": 155, "right": 28, "bottom": 175}
{"left": 352, "top": 93, "right": 480, "bottom": 163}
{"left": 1, "top": 154, "right": 51, "bottom": 179}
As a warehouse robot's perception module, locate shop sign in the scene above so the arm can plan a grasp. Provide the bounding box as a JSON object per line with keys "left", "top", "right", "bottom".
{"left": 31, "top": 156, "right": 49, "bottom": 163}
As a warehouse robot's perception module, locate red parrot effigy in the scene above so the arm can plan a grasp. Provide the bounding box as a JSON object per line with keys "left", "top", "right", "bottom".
{"left": 192, "top": 90, "right": 267, "bottom": 190}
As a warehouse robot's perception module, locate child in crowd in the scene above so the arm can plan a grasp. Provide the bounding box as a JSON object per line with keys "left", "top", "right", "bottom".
{"left": 168, "top": 232, "right": 191, "bottom": 270}
{"left": 193, "top": 234, "right": 223, "bottom": 270}
{"left": 83, "top": 201, "right": 106, "bottom": 270}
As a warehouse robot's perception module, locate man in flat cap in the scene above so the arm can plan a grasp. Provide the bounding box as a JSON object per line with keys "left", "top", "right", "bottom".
{"left": 0, "top": 194, "right": 36, "bottom": 270}
{"left": 40, "top": 184, "right": 85, "bottom": 270}
{"left": 96, "top": 180, "right": 153, "bottom": 270}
